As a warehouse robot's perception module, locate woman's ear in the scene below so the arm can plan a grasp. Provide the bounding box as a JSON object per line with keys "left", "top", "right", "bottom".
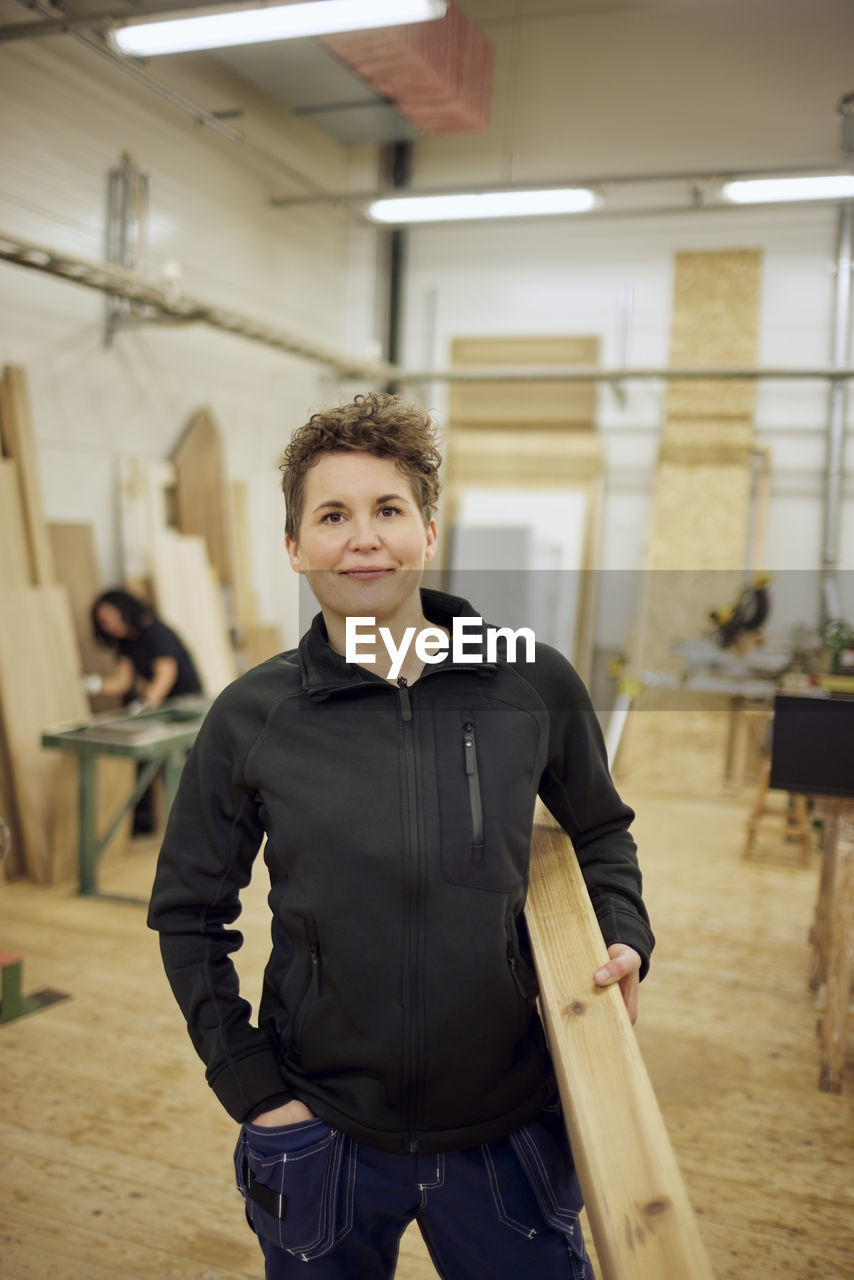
{"left": 285, "top": 533, "right": 302, "bottom": 572}
{"left": 424, "top": 518, "right": 438, "bottom": 563}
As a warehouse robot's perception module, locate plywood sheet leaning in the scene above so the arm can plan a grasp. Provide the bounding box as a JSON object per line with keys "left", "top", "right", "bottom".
{"left": 443, "top": 425, "right": 604, "bottom": 684}
{"left": 526, "top": 805, "right": 715, "bottom": 1280}
{"left": 620, "top": 250, "right": 763, "bottom": 787}
{"left": 151, "top": 530, "right": 237, "bottom": 697}
{"left": 0, "top": 587, "right": 88, "bottom": 883}
{"left": 230, "top": 480, "right": 260, "bottom": 632}
{"left": 0, "top": 459, "right": 31, "bottom": 588}
{"left": 449, "top": 335, "right": 600, "bottom": 430}
{"left": 0, "top": 365, "right": 55, "bottom": 585}
{"left": 48, "top": 521, "right": 134, "bottom": 866}
{"left": 172, "top": 408, "right": 235, "bottom": 587}
{"left": 118, "top": 456, "right": 175, "bottom": 584}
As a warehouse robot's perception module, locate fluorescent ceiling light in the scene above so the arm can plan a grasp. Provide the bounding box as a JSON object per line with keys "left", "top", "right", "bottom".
{"left": 722, "top": 174, "right": 854, "bottom": 204}
{"left": 368, "top": 188, "right": 598, "bottom": 224}
{"left": 110, "top": 0, "right": 447, "bottom": 57}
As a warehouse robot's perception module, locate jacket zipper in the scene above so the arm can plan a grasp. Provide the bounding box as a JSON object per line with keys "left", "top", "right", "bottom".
{"left": 294, "top": 922, "right": 321, "bottom": 1047}
{"left": 462, "top": 720, "right": 484, "bottom": 861}
{"left": 398, "top": 677, "right": 421, "bottom": 1152}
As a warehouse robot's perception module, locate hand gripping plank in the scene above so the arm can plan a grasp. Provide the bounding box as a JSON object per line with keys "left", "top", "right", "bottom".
{"left": 526, "top": 810, "right": 715, "bottom": 1280}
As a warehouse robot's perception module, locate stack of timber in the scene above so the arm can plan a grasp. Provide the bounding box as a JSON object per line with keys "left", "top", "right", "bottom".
{"left": 0, "top": 366, "right": 134, "bottom": 883}
{"left": 618, "top": 250, "right": 767, "bottom": 789}
{"left": 445, "top": 335, "right": 604, "bottom": 683}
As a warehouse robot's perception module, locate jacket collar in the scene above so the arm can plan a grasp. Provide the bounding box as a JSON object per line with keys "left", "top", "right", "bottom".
{"left": 298, "top": 588, "right": 498, "bottom": 699}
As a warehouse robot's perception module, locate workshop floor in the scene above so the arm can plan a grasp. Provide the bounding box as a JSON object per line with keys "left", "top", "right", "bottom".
{"left": 0, "top": 773, "right": 852, "bottom": 1279}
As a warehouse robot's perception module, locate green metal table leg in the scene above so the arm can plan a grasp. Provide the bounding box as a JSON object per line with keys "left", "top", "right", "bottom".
{"left": 77, "top": 754, "right": 98, "bottom": 896}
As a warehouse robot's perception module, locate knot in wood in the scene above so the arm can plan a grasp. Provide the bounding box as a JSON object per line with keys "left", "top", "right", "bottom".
{"left": 563, "top": 999, "right": 587, "bottom": 1017}
{"left": 644, "top": 1198, "right": 670, "bottom": 1220}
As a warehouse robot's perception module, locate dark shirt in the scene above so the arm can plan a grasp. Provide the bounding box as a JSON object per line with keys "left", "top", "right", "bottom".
{"left": 118, "top": 618, "right": 202, "bottom": 697}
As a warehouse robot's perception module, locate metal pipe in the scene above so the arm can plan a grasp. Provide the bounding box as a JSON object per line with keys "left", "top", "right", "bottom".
{"left": 269, "top": 160, "right": 854, "bottom": 207}
{"left": 3, "top": 228, "right": 854, "bottom": 385}
{"left": 820, "top": 201, "right": 853, "bottom": 621}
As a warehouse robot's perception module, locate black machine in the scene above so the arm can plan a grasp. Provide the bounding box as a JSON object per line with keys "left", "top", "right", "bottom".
{"left": 770, "top": 694, "right": 854, "bottom": 799}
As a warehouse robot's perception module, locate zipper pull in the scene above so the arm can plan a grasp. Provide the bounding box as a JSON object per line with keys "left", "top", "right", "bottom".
{"left": 397, "top": 676, "right": 412, "bottom": 721}
{"left": 463, "top": 721, "right": 475, "bottom": 775}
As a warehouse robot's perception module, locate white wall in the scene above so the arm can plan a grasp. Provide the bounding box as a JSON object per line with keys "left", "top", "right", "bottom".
{"left": 0, "top": 33, "right": 382, "bottom": 647}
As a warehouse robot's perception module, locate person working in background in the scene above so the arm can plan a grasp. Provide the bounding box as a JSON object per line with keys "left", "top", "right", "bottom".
{"left": 85, "top": 588, "right": 203, "bottom": 833}
{"left": 86, "top": 588, "right": 202, "bottom": 709}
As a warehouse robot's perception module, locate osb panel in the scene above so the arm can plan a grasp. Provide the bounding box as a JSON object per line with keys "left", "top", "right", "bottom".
{"left": 646, "top": 462, "right": 754, "bottom": 571}
{"left": 666, "top": 250, "right": 762, "bottom": 420}
{"left": 449, "top": 335, "right": 599, "bottom": 429}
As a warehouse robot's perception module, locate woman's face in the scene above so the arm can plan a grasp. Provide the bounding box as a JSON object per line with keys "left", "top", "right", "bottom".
{"left": 96, "top": 602, "right": 131, "bottom": 639}
{"left": 285, "top": 450, "right": 437, "bottom": 630}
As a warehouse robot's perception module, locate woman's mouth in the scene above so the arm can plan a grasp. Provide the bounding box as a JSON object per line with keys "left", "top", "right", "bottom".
{"left": 340, "top": 568, "right": 394, "bottom": 581}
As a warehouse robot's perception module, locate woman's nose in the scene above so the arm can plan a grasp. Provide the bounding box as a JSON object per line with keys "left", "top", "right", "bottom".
{"left": 347, "top": 518, "right": 381, "bottom": 549}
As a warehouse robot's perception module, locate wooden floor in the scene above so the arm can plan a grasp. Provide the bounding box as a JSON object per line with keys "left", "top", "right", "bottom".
{"left": 1, "top": 772, "right": 852, "bottom": 1279}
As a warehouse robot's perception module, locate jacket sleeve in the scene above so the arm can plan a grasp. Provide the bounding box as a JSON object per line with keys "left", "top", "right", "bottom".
{"left": 147, "top": 691, "right": 290, "bottom": 1121}
{"left": 524, "top": 644, "right": 655, "bottom": 979}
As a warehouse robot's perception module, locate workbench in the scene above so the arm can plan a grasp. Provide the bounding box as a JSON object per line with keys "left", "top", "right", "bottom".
{"left": 42, "top": 697, "right": 209, "bottom": 898}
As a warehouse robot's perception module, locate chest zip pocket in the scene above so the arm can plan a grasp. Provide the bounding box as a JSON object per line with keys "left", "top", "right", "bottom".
{"left": 462, "top": 718, "right": 484, "bottom": 863}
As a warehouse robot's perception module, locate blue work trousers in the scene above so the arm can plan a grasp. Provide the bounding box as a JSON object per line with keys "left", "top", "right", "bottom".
{"left": 234, "top": 1102, "right": 591, "bottom": 1279}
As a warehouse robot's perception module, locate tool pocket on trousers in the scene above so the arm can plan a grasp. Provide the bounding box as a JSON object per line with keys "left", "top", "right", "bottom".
{"left": 234, "top": 1118, "right": 355, "bottom": 1260}
{"left": 483, "top": 1103, "right": 587, "bottom": 1265}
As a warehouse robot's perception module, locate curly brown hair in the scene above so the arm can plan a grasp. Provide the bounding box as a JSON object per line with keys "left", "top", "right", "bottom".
{"left": 281, "top": 392, "right": 442, "bottom": 541}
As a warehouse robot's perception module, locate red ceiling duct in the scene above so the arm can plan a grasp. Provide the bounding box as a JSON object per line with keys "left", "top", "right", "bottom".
{"left": 318, "top": 1, "right": 494, "bottom": 135}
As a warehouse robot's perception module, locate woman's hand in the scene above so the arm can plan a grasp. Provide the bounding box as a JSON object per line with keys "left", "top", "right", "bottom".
{"left": 250, "top": 1098, "right": 316, "bottom": 1128}
{"left": 593, "top": 943, "right": 642, "bottom": 1025}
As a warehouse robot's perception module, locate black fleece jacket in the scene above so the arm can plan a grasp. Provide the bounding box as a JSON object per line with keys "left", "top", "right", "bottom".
{"left": 147, "top": 589, "right": 654, "bottom": 1155}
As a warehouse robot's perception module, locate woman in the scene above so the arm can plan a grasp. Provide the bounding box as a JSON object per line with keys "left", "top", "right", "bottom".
{"left": 148, "top": 393, "right": 654, "bottom": 1279}
{"left": 88, "top": 588, "right": 202, "bottom": 834}
{"left": 88, "top": 588, "right": 202, "bottom": 709}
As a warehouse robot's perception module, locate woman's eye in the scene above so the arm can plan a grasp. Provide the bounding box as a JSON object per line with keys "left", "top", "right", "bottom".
{"left": 322, "top": 511, "right": 345, "bottom": 524}
{"left": 378, "top": 506, "right": 402, "bottom": 518}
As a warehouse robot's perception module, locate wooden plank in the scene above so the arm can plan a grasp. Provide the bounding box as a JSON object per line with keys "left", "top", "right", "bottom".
{"left": 0, "top": 365, "right": 55, "bottom": 585}
{"left": 48, "top": 522, "right": 111, "bottom": 681}
{"left": 172, "top": 408, "right": 235, "bottom": 585}
{"left": 0, "top": 587, "right": 89, "bottom": 883}
{"left": 240, "top": 624, "right": 283, "bottom": 670}
{"left": 526, "top": 807, "right": 715, "bottom": 1280}
{"left": 0, "top": 459, "right": 31, "bottom": 587}
{"left": 230, "top": 479, "right": 260, "bottom": 630}
{"left": 151, "top": 530, "right": 237, "bottom": 696}
{"left": 818, "top": 799, "right": 854, "bottom": 1093}
{"left": 118, "top": 456, "right": 175, "bottom": 582}
{"left": 449, "top": 335, "right": 600, "bottom": 429}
